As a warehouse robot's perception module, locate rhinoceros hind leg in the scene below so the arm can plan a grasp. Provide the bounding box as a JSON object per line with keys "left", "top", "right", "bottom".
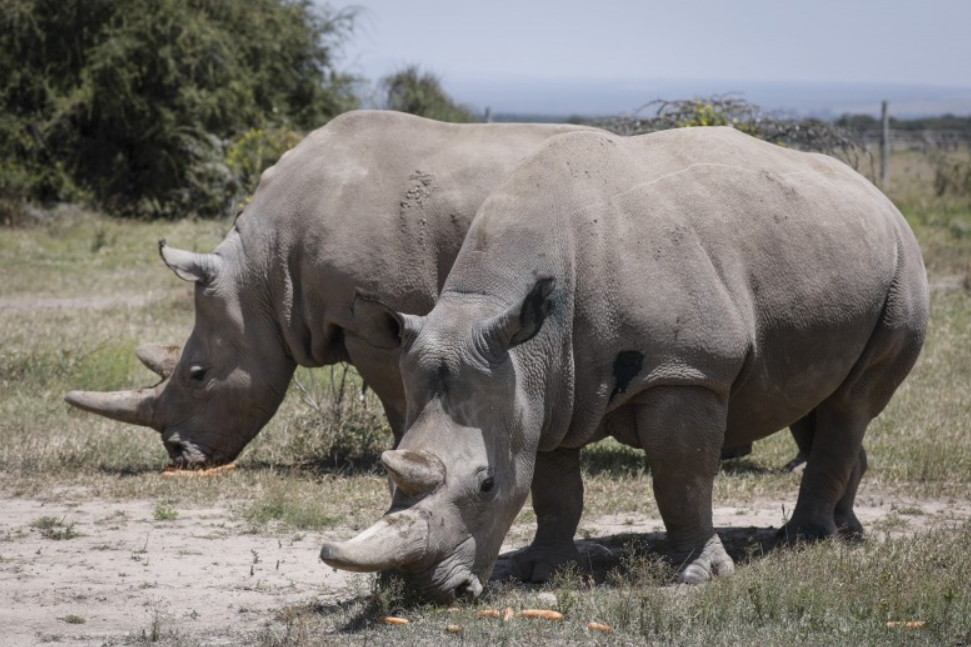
{"left": 775, "top": 521, "right": 830, "bottom": 544}
{"left": 719, "top": 442, "right": 752, "bottom": 460}
{"left": 782, "top": 413, "right": 814, "bottom": 472}
{"left": 784, "top": 292, "right": 923, "bottom": 542}
{"left": 513, "top": 447, "right": 584, "bottom": 583}
{"left": 834, "top": 448, "right": 867, "bottom": 540}
{"left": 781, "top": 401, "right": 866, "bottom": 540}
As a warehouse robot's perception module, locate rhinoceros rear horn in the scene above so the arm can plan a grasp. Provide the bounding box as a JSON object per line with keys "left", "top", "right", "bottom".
{"left": 135, "top": 344, "right": 181, "bottom": 379}
{"left": 64, "top": 389, "right": 157, "bottom": 429}
{"left": 158, "top": 240, "right": 222, "bottom": 285}
{"left": 382, "top": 449, "right": 446, "bottom": 497}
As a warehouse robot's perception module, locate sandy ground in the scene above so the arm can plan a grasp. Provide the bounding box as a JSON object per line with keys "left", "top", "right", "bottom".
{"left": 2, "top": 489, "right": 969, "bottom": 647}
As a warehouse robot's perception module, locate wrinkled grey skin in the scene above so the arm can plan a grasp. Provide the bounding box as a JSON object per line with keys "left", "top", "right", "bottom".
{"left": 65, "top": 111, "right": 596, "bottom": 466}
{"left": 319, "top": 127, "right": 929, "bottom": 603}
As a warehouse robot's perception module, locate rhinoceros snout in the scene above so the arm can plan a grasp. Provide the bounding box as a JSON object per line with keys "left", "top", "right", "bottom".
{"left": 161, "top": 433, "right": 220, "bottom": 467}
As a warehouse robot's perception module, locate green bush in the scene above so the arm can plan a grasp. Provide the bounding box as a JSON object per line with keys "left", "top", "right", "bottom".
{"left": 226, "top": 126, "right": 304, "bottom": 207}
{"left": 0, "top": 0, "right": 358, "bottom": 219}
{"left": 380, "top": 65, "right": 477, "bottom": 123}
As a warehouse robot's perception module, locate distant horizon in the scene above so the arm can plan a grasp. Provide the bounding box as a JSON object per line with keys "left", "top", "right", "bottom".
{"left": 357, "top": 74, "right": 971, "bottom": 121}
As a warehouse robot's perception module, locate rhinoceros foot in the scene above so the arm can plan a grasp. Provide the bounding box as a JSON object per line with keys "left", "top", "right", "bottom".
{"left": 775, "top": 521, "right": 834, "bottom": 544}
{"left": 502, "top": 542, "right": 582, "bottom": 584}
{"left": 835, "top": 512, "right": 866, "bottom": 542}
{"left": 719, "top": 443, "right": 753, "bottom": 460}
{"left": 677, "top": 534, "right": 734, "bottom": 585}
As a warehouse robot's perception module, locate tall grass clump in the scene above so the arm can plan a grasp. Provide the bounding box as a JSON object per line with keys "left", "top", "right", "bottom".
{"left": 244, "top": 365, "right": 391, "bottom": 471}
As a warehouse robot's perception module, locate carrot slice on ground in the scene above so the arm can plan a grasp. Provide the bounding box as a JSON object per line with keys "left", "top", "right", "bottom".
{"left": 161, "top": 463, "right": 235, "bottom": 477}
{"left": 381, "top": 616, "right": 408, "bottom": 625}
{"left": 886, "top": 621, "right": 926, "bottom": 629}
{"left": 520, "top": 609, "right": 564, "bottom": 621}
{"left": 476, "top": 609, "right": 502, "bottom": 619}
{"left": 588, "top": 621, "right": 613, "bottom": 633}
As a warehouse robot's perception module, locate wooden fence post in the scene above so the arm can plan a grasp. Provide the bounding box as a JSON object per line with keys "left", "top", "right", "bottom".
{"left": 880, "top": 100, "right": 889, "bottom": 188}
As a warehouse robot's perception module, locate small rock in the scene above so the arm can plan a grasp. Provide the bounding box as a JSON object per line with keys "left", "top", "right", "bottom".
{"left": 535, "top": 592, "right": 557, "bottom": 606}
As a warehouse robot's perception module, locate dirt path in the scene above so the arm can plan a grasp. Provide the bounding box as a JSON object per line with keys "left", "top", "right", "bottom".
{"left": 0, "top": 497, "right": 358, "bottom": 646}
{"left": 3, "top": 492, "right": 969, "bottom": 646}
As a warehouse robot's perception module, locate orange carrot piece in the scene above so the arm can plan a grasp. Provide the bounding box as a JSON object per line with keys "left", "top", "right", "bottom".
{"left": 520, "top": 609, "right": 564, "bottom": 621}
{"left": 161, "top": 463, "right": 235, "bottom": 477}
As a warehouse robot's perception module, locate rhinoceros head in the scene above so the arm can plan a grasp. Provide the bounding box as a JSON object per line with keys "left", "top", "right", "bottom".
{"left": 319, "top": 278, "right": 558, "bottom": 603}
{"left": 65, "top": 236, "right": 295, "bottom": 466}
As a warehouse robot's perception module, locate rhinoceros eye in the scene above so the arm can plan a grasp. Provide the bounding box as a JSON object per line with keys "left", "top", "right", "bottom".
{"left": 479, "top": 476, "right": 495, "bottom": 493}
{"left": 188, "top": 365, "right": 208, "bottom": 382}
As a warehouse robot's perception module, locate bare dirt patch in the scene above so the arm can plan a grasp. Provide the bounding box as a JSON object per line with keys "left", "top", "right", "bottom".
{"left": 3, "top": 490, "right": 969, "bottom": 646}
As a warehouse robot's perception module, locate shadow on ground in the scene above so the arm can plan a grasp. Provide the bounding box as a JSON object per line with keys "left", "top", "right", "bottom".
{"left": 491, "top": 524, "right": 783, "bottom": 588}
{"left": 301, "top": 525, "right": 788, "bottom": 635}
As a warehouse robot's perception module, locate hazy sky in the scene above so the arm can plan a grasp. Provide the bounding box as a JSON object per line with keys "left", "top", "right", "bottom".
{"left": 337, "top": 1, "right": 971, "bottom": 89}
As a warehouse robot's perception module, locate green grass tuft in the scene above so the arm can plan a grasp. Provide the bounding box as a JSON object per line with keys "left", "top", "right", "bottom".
{"left": 30, "top": 516, "right": 81, "bottom": 540}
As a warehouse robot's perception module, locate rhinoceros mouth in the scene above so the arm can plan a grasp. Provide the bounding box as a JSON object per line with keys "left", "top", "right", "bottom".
{"left": 161, "top": 431, "right": 223, "bottom": 467}
{"left": 384, "top": 564, "right": 483, "bottom": 605}
{"left": 406, "top": 537, "right": 485, "bottom": 604}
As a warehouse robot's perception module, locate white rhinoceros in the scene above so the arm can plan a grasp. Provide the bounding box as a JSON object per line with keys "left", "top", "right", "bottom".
{"left": 65, "top": 110, "right": 596, "bottom": 465}
{"left": 319, "top": 126, "right": 929, "bottom": 603}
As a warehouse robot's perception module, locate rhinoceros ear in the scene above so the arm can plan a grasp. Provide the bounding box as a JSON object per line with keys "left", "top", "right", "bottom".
{"left": 480, "top": 277, "right": 556, "bottom": 353}
{"left": 352, "top": 291, "right": 423, "bottom": 351}
{"left": 158, "top": 240, "right": 222, "bottom": 285}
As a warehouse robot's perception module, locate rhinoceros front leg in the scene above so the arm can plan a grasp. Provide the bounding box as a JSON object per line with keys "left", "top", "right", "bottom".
{"left": 511, "top": 446, "right": 583, "bottom": 583}
{"left": 636, "top": 386, "right": 734, "bottom": 584}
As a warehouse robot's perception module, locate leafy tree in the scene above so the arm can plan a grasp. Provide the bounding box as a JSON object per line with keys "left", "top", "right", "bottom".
{"left": 0, "top": 0, "right": 359, "bottom": 218}
{"left": 380, "top": 65, "right": 476, "bottom": 123}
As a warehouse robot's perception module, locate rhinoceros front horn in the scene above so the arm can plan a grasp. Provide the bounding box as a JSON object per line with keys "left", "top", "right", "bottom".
{"left": 381, "top": 449, "right": 446, "bottom": 497}
{"left": 319, "top": 510, "right": 429, "bottom": 573}
{"left": 64, "top": 388, "right": 157, "bottom": 429}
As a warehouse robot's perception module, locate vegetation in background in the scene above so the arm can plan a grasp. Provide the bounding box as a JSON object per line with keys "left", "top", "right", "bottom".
{"left": 0, "top": 0, "right": 358, "bottom": 220}
{"left": 380, "top": 65, "right": 477, "bottom": 123}
{"left": 930, "top": 151, "right": 971, "bottom": 206}
{"left": 836, "top": 112, "right": 971, "bottom": 133}
{"left": 589, "top": 95, "right": 870, "bottom": 170}
{"left": 225, "top": 126, "right": 304, "bottom": 207}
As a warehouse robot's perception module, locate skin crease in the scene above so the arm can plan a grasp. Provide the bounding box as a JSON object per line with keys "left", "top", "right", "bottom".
{"left": 320, "top": 126, "right": 929, "bottom": 603}
{"left": 64, "top": 110, "right": 600, "bottom": 466}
